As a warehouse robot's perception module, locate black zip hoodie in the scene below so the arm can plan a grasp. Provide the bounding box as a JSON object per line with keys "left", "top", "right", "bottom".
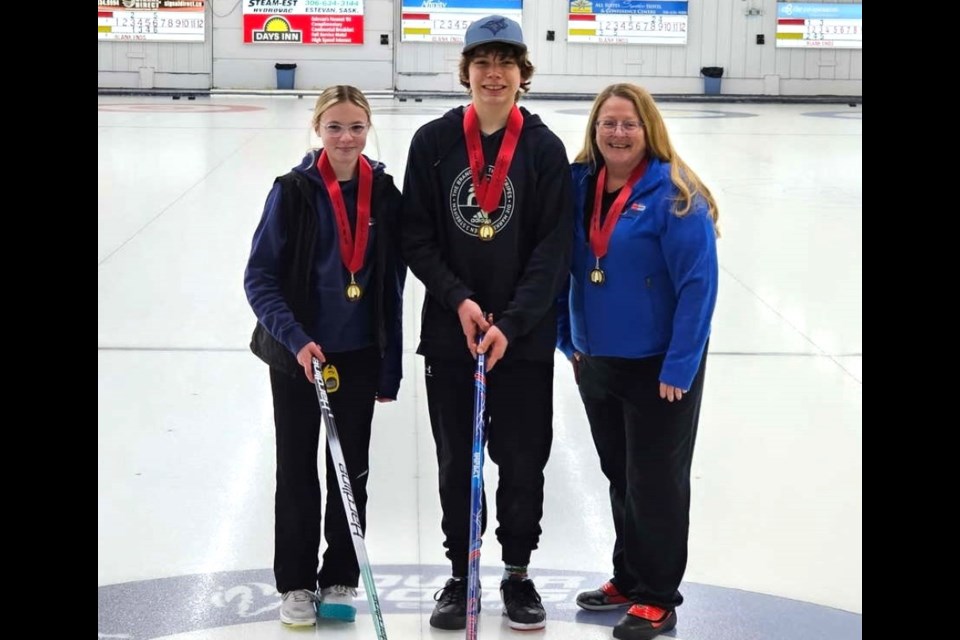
{"left": 401, "top": 106, "right": 573, "bottom": 364}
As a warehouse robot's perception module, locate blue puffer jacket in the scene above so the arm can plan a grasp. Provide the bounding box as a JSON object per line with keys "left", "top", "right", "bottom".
{"left": 557, "top": 158, "right": 718, "bottom": 390}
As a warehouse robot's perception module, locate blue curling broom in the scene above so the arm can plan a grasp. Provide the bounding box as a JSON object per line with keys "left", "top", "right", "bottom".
{"left": 466, "top": 338, "right": 487, "bottom": 640}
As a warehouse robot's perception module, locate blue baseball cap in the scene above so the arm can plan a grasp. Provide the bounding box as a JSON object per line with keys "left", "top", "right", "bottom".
{"left": 462, "top": 15, "right": 526, "bottom": 54}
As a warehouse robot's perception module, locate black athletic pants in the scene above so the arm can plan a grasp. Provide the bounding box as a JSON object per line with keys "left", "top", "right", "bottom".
{"left": 270, "top": 346, "right": 380, "bottom": 593}
{"left": 424, "top": 356, "right": 554, "bottom": 577}
{"left": 577, "top": 349, "right": 707, "bottom": 610}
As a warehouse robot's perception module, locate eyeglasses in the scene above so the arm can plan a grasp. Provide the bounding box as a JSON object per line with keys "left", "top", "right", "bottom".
{"left": 596, "top": 120, "right": 643, "bottom": 133}
{"left": 321, "top": 122, "right": 370, "bottom": 137}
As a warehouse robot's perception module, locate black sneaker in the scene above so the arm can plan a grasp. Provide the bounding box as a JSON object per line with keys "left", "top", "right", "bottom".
{"left": 613, "top": 604, "right": 677, "bottom": 640}
{"left": 500, "top": 577, "right": 546, "bottom": 630}
{"left": 429, "top": 578, "right": 471, "bottom": 630}
{"left": 576, "top": 580, "right": 632, "bottom": 611}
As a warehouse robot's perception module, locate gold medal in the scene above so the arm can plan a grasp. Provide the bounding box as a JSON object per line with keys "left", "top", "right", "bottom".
{"left": 464, "top": 106, "right": 521, "bottom": 244}
{"left": 322, "top": 364, "right": 340, "bottom": 393}
{"left": 478, "top": 222, "right": 496, "bottom": 241}
{"left": 345, "top": 273, "right": 363, "bottom": 301}
{"left": 345, "top": 283, "right": 363, "bottom": 301}
{"left": 590, "top": 257, "right": 605, "bottom": 285}
{"left": 319, "top": 152, "right": 372, "bottom": 305}
{"left": 589, "top": 159, "right": 649, "bottom": 290}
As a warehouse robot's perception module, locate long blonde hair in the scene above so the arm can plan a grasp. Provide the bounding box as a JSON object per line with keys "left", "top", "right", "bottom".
{"left": 575, "top": 83, "right": 719, "bottom": 232}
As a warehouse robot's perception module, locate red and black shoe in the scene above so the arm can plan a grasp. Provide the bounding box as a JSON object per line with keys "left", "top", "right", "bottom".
{"left": 613, "top": 604, "right": 677, "bottom": 640}
{"left": 575, "top": 580, "right": 632, "bottom": 611}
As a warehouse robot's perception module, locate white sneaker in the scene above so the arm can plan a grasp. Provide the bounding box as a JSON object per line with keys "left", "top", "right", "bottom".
{"left": 318, "top": 584, "right": 358, "bottom": 622}
{"left": 279, "top": 589, "right": 318, "bottom": 626}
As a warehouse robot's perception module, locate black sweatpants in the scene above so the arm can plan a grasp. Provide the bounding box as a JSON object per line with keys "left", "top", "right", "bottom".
{"left": 269, "top": 346, "right": 380, "bottom": 593}
{"left": 577, "top": 349, "right": 707, "bottom": 610}
{"left": 424, "top": 356, "right": 554, "bottom": 578}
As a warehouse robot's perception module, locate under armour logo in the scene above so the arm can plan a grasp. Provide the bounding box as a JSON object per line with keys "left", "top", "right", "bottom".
{"left": 479, "top": 17, "right": 508, "bottom": 36}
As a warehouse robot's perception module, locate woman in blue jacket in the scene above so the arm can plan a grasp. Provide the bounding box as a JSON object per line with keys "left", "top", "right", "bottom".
{"left": 244, "top": 85, "right": 405, "bottom": 628}
{"left": 557, "top": 83, "right": 719, "bottom": 640}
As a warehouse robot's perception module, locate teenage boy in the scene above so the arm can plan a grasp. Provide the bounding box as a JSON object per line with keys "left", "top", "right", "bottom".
{"left": 401, "top": 14, "right": 573, "bottom": 632}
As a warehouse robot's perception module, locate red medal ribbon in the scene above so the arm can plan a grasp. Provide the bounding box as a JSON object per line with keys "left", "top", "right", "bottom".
{"left": 317, "top": 150, "right": 373, "bottom": 276}
{"left": 589, "top": 157, "right": 650, "bottom": 260}
{"left": 463, "top": 104, "right": 524, "bottom": 214}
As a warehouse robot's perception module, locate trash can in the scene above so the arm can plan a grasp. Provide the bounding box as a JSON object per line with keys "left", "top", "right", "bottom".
{"left": 700, "top": 66, "right": 724, "bottom": 96}
{"left": 275, "top": 63, "right": 297, "bottom": 90}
